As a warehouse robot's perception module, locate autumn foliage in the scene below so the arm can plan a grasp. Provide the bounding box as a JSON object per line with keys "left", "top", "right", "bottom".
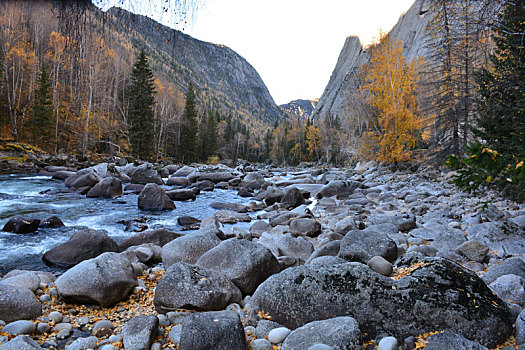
{"left": 359, "top": 34, "right": 422, "bottom": 163}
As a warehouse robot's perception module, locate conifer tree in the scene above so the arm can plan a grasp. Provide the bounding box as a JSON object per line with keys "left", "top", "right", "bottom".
{"left": 127, "top": 49, "right": 156, "bottom": 159}
{"left": 204, "top": 111, "right": 218, "bottom": 160}
{"left": 180, "top": 82, "right": 198, "bottom": 163}
{"left": 473, "top": 0, "right": 525, "bottom": 158}
{"left": 32, "top": 65, "right": 53, "bottom": 148}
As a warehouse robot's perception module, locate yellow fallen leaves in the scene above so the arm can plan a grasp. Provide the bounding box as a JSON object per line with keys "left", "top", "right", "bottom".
{"left": 390, "top": 261, "right": 428, "bottom": 280}
{"left": 414, "top": 330, "right": 442, "bottom": 349}
{"left": 257, "top": 310, "right": 272, "bottom": 321}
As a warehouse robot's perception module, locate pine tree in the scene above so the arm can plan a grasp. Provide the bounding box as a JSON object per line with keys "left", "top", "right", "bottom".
{"left": 180, "top": 82, "right": 198, "bottom": 163}
{"left": 127, "top": 49, "right": 156, "bottom": 159}
{"left": 204, "top": 111, "right": 218, "bottom": 160}
{"left": 473, "top": 0, "right": 525, "bottom": 158}
{"left": 32, "top": 65, "right": 53, "bottom": 148}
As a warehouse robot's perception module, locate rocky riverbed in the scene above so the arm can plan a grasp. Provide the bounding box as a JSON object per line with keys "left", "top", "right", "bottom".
{"left": 0, "top": 159, "right": 524, "bottom": 349}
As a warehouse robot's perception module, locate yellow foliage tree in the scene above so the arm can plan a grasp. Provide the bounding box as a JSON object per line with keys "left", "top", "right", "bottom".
{"left": 360, "top": 33, "right": 421, "bottom": 163}
{"left": 306, "top": 125, "right": 320, "bottom": 161}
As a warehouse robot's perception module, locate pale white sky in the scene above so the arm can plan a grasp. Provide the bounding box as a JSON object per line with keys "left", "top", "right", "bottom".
{"left": 97, "top": 0, "right": 416, "bottom": 104}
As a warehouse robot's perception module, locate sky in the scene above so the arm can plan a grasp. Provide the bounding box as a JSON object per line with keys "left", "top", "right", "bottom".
{"left": 96, "top": 0, "right": 416, "bottom": 105}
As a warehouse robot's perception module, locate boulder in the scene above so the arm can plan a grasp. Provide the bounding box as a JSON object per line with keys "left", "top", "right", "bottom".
{"left": 0, "top": 335, "right": 41, "bottom": 349}
{"left": 166, "top": 189, "right": 196, "bottom": 201}
{"left": 482, "top": 257, "right": 525, "bottom": 285}
{"left": 51, "top": 170, "right": 75, "bottom": 181}
{"left": 338, "top": 229, "right": 397, "bottom": 263}
{"left": 289, "top": 218, "right": 321, "bottom": 237}
{"left": 250, "top": 221, "right": 272, "bottom": 236}
{"left": 178, "top": 216, "right": 201, "bottom": 227}
{"left": 281, "top": 317, "right": 361, "bottom": 350}
{"left": 2, "top": 270, "right": 55, "bottom": 287}
{"left": 161, "top": 230, "right": 222, "bottom": 267}
{"left": 317, "top": 180, "right": 360, "bottom": 199}
{"left": 197, "top": 239, "right": 281, "bottom": 294}
{"left": 265, "top": 187, "right": 284, "bottom": 205}
{"left": 179, "top": 311, "right": 247, "bottom": 350}
{"left": 457, "top": 241, "right": 489, "bottom": 263}
{"left": 215, "top": 210, "right": 251, "bottom": 224}
{"left": 55, "top": 252, "right": 138, "bottom": 307}
{"left": 516, "top": 309, "right": 525, "bottom": 344}
{"left": 192, "top": 180, "right": 215, "bottom": 191}
{"left": 129, "top": 163, "right": 163, "bottom": 185}
{"left": 489, "top": 274, "right": 525, "bottom": 306}
{"left": 367, "top": 214, "right": 416, "bottom": 232}
{"left": 0, "top": 273, "right": 40, "bottom": 292}
{"left": 154, "top": 263, "right": 242, "bottom": 313}
{"left": 64, "top": 169, "right": 101, "bottom": 189}
{"left": 274, "top": 234, "right": 314, "bottom": 262}
{"left": 2, "top": 217, "right": 40, "bottom": 234}
{"left": 138, "top": 184, "right": 175, "bottom": 211}
{"left": 86, "top": 177, "right": 122, "bottom": 199}
{"left": 42, "top": 228, "right": 118, "bottom": 268}
{"left": 245, "top": 258, "right": 512, "bottom": 348}
{"left": 167, "top": 176, "right": 190, "bottom": 187}
{"left": 124, "top": 184, "right": 145, "bottom": 194}
{"left": 122, "top": 315, "right": 159, "bottom": 350}
{"left": 118, "top": 229, "right": 182, "bottom": 251}
{"left": 173, "top": 166, "right": 196, "bottom": 177}
{"left": 0, "top": 285, "right": 41, "bottom": 322}
{"left": 39, "top": 216, "right": 64, "bottom": 229}
{"left": 189, "top": 172, "right": 236, "bottom": 184}
{"left": 211, "top": 202, "right": 248, "bottom": 213}
{"left": 280, "top": 187, "right": 305, "bottom": 209}
{"left": 306, "top": 241, "right": 341, "bottom": 263}
{"left": 424, "top": 332, "right": 488, "bottom": 350}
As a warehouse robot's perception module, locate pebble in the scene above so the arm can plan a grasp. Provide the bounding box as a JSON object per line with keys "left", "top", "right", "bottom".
{"left": 39, "top": 294, "right": 52, "bottom": 303}
{"left": 308, "top": 345, "right": 335, "bottom": 350}
{"left": 0, "top": 336, "right": 8, "bottom": 344}
{"left": 65, "top": 336, "right": 98, "bottom": 350}
{"left": 2, "top": 320, "right": 36, "bottom": 335}
{"left": 378, "top": 336, "right": 398, "bottom": 350}
{"left": 92, "top": 320, "right": 115, "bottom": 337}
{"left": 49, "top": 287, "right": 58, "bottom": 297}
{"left": 367, "top": 256, "right": 393, "bottom": 276}
{"left": 167, "top": 311, "right": 190, "bottom": 325}
{"left": 48, "top": 311, "right": 63, "bottom": 323}
{"left": 157, "top": 314, "right": 170, "bottom": 326}
{"left": 268, "top": 327, "right": 291, "bottom": 344}
{"left": 108, "top": 334, "right": 121, "bottom": 343}
{"left": 251, "top": 338, "right": 273, "bottom": 350}
{"left": 169, "top": 324, "right": 182, "bottom": 345}
{"left": 151, "top": 343, "right": 162, "bottom": 350}
{"left": 0, "top": 320, "right": 5, "bottom": 326}
{"left": 404, "top": 336, "right": 416, "bottom": 350}
{"left": 36, "top": 322, "right": 51, "bottom": 334}
{"left": 78, "top": 316, "right": 90, "bottom": 326}
{"left": 99, "top": 345, "right": 118, "bottom": 350}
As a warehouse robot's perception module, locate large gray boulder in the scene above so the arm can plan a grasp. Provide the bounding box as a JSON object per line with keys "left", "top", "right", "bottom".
{"left": 424, "top": 332, "right": 488, "bottom": 350}
{"left": 121, "top": 315, "right": 159, "bottom": 350}
{"left": 154, "top": 263, "right": 242, "bottom": 313}
{"left": 281, "top": 317, "right": 361, "bottom": 350}
{"left": 138, "top": 184, "right": 175, "bottom": 211}
{"left": 338, "top": 229, "right": 397, "bottom": 263}
{"left": 55, "top": 252, "right": 138, "bottom": 307}
{"left": 129, "top": 163, "right": 163, "bottom": 185}
{"left": 197, "top": 239, "right": 281, "bottom": 295}
{"left": 317, "top": 180, "right": 360, "bottom": 199}
{"left": 189, "top": 171, "right": 236, "bottom": 184}
{"left": 166, "top": 189, "right": 196, "bottom": 201}
{"left": 264, "top": 186, "right": 284, "bottom": 205}
{"left": 42, "top": 229, "right": 118, "bottom": 267}
{"left": 245, "top": 258, "right": 512, "bottom": 348}
{"left": 179, "top": 311, "right": 247, "bottom": 350}
{"left": 119, "top": 229, "right": 182, "bottom": 251}
{"left": 289, "top": 218, "right": 321, "bottom": 237}
{"left": 0, "top": 335, "right": 41, "bottom": 349}
{"left": 367, "top": 214, "right": 416, "bottom": 232}
{"left": 482, "top": 257, "right": 525, "bottom": 285}
{"left": 280, "top": 187, "right": 305, "bottom": 209}
{"left": 64, "top": 169, "right": 101, "bottom": 189}
{"left": 2, "top": 217, "right": 40, "bottom": 234}
{"left": 0, "top": 285, "right": 41, "bottom": 322}
{"left": 86, "top": 177, "right": 122, "bottom": 199}
{"left": 161, "top": 230, "right": 222, "bottom": 267}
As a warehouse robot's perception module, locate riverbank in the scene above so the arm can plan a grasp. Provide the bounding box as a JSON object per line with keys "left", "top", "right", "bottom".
{"left": 0, "top": 158, "right": 523, "bottom": 349}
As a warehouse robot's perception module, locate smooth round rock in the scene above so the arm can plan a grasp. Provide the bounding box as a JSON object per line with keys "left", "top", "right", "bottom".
{"left": 378, "top": 336, "right": 398, "bottom": 350}
{"left": 251, "top": 338, "right": 273, "bottom": 350}
{"left": 48, "top": 311, "right": 63, "bottom": 323}
{"left": 36, "top": 322, "right": 51, "bottom": 334}
{"left": 39, "top": 294, "right": 51, "bottom": 303}
{"left": 367, "top": 256, "right": 393, "bottom": 276}
{"left": 308, "top": 345, "right": 335, "bottom": 350}
{"left": 2, "top": 320, "right": 36, "bottom": 335}
{"left": 268, "top": 327, "right": 291, "bottom": 344}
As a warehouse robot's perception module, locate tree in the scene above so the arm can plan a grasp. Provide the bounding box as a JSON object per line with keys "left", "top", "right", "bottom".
{"left": 127, "top": 48, "right": 156, "bottom": 159}
{"left": 200, "top": 110, "right": 218, "bottom": 161}
{"left": 359, "top": 34, "right": 421, "bottom": 163}
{"left": 473, "top": 0, "right": 525, "bottom": 158}
{"left": 180, "top": 82, "right": 198, "bottom": 163}
{"left": 31, "top": 65, "right": 53, "bottom": 148}
{"left": 305, "top": 124, "right": 320, "bottom": 161}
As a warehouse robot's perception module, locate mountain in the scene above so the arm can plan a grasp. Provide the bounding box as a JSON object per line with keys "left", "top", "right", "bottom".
{"left": 105, "top": 7, "right": 282, "bottom": 124}
{"left": 311, "top": 0, "right": 431, "bottom": 121}
{"left": 280, "top": 99, "right": 318, "bottom": 120}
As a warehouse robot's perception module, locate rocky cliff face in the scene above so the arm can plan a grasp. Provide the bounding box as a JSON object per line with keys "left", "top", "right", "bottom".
{"left": 280, "top": 99, "right": 317, "bottom": 120}
{"left": 107, "top": 7, "right": 282, "bottom": 123}
{"left": 312, "top": 0, "right": 431, "bottom": 121}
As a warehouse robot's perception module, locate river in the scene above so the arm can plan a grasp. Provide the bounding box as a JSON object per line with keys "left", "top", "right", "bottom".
{"left": 0, "top": 173, "right": 249, "bottom": 275}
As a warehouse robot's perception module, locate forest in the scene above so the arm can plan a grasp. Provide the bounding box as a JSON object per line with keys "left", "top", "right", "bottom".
{"left": 0, "top": 0, "right": 523, "bottom": 181}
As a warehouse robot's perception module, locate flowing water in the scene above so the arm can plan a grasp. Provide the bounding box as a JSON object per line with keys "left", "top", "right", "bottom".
{"left": 0, "top": 174, "right": 249, "bottom": 275}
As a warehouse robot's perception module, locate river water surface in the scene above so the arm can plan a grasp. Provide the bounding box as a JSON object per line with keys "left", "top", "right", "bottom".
{"left": 0, "top": 174, "right": 248, "bottom": 275}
